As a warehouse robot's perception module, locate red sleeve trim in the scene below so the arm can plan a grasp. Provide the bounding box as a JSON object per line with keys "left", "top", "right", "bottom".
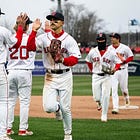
{"left": 86, "top": 62, "right": 93, "bottom": 72}
{"left": 27, "top": 30, "right": 37, "bottom": 51}
{"left": 125, "top": 56, "right": 133, "bottom": 63}
{"left": 115, "top": 63, "right": 121, "bottom": 71}
{"left": 63, "top": 56, "right": 78, "bottom": 66}
{"left": 13, "top": 25, "right": 23, "bottom": 48}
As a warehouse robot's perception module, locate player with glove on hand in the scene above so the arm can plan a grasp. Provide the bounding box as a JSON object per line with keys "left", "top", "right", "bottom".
{"left": 85, "top": 33, "right": 121, "bottom": 122}
{"left": 33, "top": 12, "right": 81, "bottom": 140}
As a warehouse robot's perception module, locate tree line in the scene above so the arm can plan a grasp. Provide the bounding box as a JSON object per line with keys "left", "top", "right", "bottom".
{"left": 62, "top": 2, "right": 140, "bottom": 47}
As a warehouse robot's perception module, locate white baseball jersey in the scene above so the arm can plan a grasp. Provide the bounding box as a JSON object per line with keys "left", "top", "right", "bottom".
{"left": 0, "top": 26, "right": 17, "bottom": 64}
{"left": 108, "top": 43, "right": 134, "bottom": 69}
{"left": 7, "top": 33, "right": 36, "bottom": 70}
{"left": 36, "top": 31, "right": 81, "bottom": 69}
{"left": 85, "top": 46, "right": 121, "bottom": 73}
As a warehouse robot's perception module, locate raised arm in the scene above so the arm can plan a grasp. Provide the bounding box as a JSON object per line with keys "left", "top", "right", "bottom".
{"left": 27, "top": 18, "right": 42, "bottom": 51}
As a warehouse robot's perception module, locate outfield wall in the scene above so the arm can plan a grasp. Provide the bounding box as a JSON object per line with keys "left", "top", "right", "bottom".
{"left": 32, "top": 60, "right": 140, "bottom": 76}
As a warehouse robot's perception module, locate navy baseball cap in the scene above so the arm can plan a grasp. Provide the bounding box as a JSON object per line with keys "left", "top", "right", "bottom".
{"left": 96, "top": 33, "right": 106, "bottom": 40}
{"left": 26, "top": 17, "right": 33, "bottom": 25}
{"left": 0, "top": 8, "right": 5, "bottom": 15}
{"left": 109, "top": 33, "right": 121, "bottom": 40}
{"left": 46, "top": 12, "right": 64, "bottom": 21}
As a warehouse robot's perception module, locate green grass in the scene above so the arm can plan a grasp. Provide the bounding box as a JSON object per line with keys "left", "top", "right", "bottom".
{"left": 11, "top": 75, "right": 140, "bottom": 140}
{"left": 10, "top": 117, "right": 140, "bottom": 140}
{"left": 32, "top": 75, "right": 140, "bottom": 96}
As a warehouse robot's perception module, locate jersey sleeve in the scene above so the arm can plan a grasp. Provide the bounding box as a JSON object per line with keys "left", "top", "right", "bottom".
{"left": 65, "top": 36, "right": 81, "bottom": 59}
{"left": 85, "top": 49, "right": 93, "bottom": 63}
{"left": 3, "top": 27, "right": 18, "bottom": 47}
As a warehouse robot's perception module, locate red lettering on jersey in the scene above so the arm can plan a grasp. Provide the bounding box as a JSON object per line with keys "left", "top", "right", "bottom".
{"left": 9, "top": 46, "right": 29, "bottom": 60}
{"left": 92, "top": 57, "right": 99, "bottom": 62}
{"left": 103, "top": 57, "right": 111, "bottom": 63}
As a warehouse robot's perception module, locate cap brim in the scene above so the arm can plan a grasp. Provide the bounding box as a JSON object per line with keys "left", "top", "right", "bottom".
{"left": 109, "top": 35, "right": 113, "bottom": 37}
{"left": 46, "top": 15, "right": 56, "bottom": 20}
{"left": 0, "top": 12, "right": 5, "bottom": 15}
{"left": 28, "top": 20, "right": 33, "bottom": 24}
{"left": 26, "top": 20, "right": 33, "bottom": 25}
{"left": 46, "top": 15, "right": 64, "bottom": 21}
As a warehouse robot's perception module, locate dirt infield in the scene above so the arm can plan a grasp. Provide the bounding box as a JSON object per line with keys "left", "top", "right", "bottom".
{"left": 15, "top": 96, "right": 140, "bottom": 119}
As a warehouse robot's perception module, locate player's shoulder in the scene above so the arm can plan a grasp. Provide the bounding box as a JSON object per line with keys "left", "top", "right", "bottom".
{"left": 62, "top": 32, "right": 72, "bottom": 39}
{"left": 37, "top": 32, "right": 48, "bottom": 39}
{"left": 0, "top": 25, "right": 10, "bottom": 34}
{"left": 89, "top": 46, "right": 98, "bottom": 53}
{"left": 107, "top": 44, "right": 115, "bottom": 51}
{"left": 120, "top": 43, "right": 128, "bottom": 48}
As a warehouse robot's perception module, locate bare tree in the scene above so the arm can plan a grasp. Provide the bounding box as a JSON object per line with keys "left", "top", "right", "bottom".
{"left": 63, "top": 2, "right": 105, "bottom": 46}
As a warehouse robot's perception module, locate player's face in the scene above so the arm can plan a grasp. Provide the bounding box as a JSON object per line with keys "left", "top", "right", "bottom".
{"left": 50, "top": 18, "right": 64, "bottom": 32}
{"left": 111, "top": 37, "right": 119, "bottom": 45}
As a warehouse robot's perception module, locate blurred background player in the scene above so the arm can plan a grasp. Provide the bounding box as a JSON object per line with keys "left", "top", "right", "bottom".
{"left": 109, "top": 33, "right": 134, "bottom": 114}
{"left": 6, "top": 14, "right": 41, "bottom": 136}
{"left": 0, "top": 10, "right": 27, "bottom": 140}
{"left": 85, "top": 33, "right": 121, "bottom": 122}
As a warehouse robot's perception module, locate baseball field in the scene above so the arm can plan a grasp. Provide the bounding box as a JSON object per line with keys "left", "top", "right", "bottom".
{"left": 11, "top": 75, "right": 140, "bottom": 140}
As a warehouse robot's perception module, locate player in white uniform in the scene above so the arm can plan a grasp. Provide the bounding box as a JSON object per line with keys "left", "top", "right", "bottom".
{"left": 6, "top": 15, "right": 41, "bottom": 136}
{"left": 109, "top": 33, "right": 134, "bottom": 114}
{"left": 34, "top": 12, "right": 81, "bottom": 140}
{"left": 0, "top": 10, "right": 27, "bottom": 140}
{"left": 85, "top": 33, "right": 121, "bottom": 122}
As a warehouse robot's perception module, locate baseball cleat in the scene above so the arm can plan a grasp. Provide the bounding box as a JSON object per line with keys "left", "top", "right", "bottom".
{"left": 125, "top": 98, "right": 130, "bottom": 106}
{"left": 64, "top": 134, "right": 72, "bottom": 140}
{"left": 18, "top": 130, "right": 33, "bottom": 136}
{"left": 112, "top": 108, "right": 119, "bottom": 114}
{"left": 101, "top": 114, "right": 107, "bottom": 122}
{"left": 7, "top": 129, "right": 14, "bottom": 135}
{"left": 0, "top": 135, "right": 14, "bottom": 140}
{"left": 55, "top": 109, "right": 62, "bottom": 121}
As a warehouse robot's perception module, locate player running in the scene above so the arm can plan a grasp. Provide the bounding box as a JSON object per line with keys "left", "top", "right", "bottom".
{"left": 109, "top": 33, "right": 134, "bottom": 114}
{"left": 31, "top": 12, "right": 81, "bottom": 140}
{"left": 85, "top": 33, "right": 121, "bottom": 122}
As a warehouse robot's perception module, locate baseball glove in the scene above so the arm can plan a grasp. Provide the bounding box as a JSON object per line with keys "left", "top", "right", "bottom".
{"left": 101, "top": 65, "right": 114, "bottom": 75}
{"left": 49, "top": 39, "right": 63, "bottom": 63}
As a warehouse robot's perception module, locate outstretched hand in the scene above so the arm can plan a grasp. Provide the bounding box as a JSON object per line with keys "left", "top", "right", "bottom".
{"left": 32, "top": 18, "right": 42, "bottom": 32}
{"left": 16, "top": 13, "right": 28, "bottom": 28}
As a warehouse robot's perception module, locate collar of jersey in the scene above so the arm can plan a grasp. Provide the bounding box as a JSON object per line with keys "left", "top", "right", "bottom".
{"left": 51, "top": 30, "right": 64, "bottom": 38}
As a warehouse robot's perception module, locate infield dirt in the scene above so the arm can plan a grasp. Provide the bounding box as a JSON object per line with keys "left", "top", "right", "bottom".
{"left": 14, "top": 96, "right": 140, "bottom": 119}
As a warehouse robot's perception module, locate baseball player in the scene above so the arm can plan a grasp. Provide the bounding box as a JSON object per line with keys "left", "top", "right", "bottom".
{"left": 109, "top": 33, "right": 134, "bottom": 114}
{"left": 0, "top": 10, "right": 27, "bottom": 140}
{"left": 85, "top": 33, "right": 121, "bottom": 122}
{"left": 6, "top": 15, "right": 41, "bottom": 136}
{"left": 33, "top": 12, "right": 81, "bottom": 140}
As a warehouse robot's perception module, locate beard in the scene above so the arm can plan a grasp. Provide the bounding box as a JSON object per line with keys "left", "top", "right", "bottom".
{"left": 98, "top": 41, "right": 106, "bottom": 51}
